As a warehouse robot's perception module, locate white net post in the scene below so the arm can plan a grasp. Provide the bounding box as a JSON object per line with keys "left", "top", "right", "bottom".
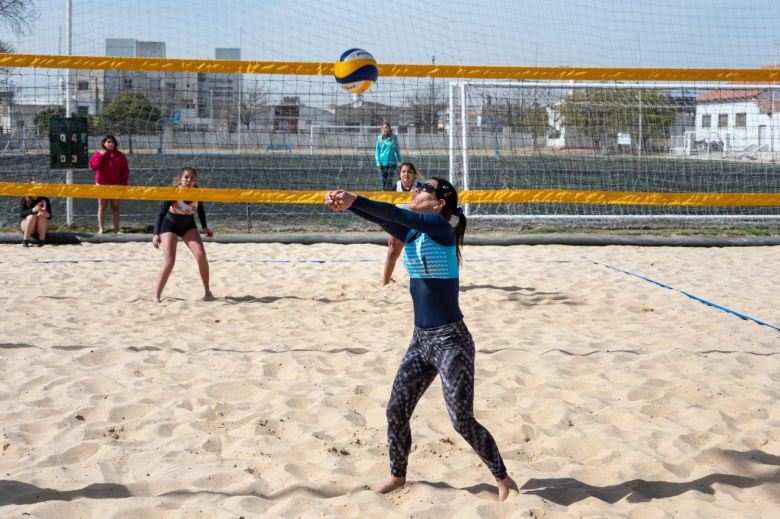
{"left": 460, "top": 82, "right": 470, "bottom": 216}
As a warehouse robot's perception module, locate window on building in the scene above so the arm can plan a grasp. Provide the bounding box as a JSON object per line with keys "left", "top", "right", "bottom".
{"left": 77, "top": 81, "right": 89, "bottom": 91}
{"left": 123, "top": 78, "right": 133, "bottom": 90}
{"left": 718, "top": 114, "right": 728, "bottom": 128}
{"left": 735, "top": 113, "right": 746, "bottom": 127}
{"left": 701, "top": 114, "right": 711, "bottom": 128}
{"left": 77, "top": 106, "right": 89, "bottom": 115}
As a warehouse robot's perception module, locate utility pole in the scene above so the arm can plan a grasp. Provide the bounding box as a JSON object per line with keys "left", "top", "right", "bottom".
{"left": 637, "top": 33, "right": 643, "bottom": 159}
{"left": 430, "top": 56, "right": 435, "bottom": 133}
{"left": 65, "top": 0, "right": 73, "bottom": 226}
{"left": 237, "top": 28, "right": 243, "bottom": 154}
{"left": 772, "top": 40, "right": 780, "bottom": 161}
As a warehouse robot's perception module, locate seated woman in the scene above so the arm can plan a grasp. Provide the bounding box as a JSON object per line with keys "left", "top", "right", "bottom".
{"left": 19, "top": 192, "right": 52, "bottom": 247}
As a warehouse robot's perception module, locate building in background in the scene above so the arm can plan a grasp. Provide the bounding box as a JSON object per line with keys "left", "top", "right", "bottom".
{"left": 198, "top": 48, "right": 242, "bottom": 131}
{"left": 68, "top": 40, "right": 249, "bottom": 132}
{"left": 694, "top": 89, "right": 778, "bottom": 156}
{"left": 70, "top": 38, "right": 168, "bottom": 116}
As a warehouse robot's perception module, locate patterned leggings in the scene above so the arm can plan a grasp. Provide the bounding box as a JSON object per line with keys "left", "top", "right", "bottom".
{"left": 385, "top": 320, "right": 508, "bottom": 480}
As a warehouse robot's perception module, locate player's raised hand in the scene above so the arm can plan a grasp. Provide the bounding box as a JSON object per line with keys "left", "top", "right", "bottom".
{"left": 326, "top": 189, "right": 354, "bottom": 211}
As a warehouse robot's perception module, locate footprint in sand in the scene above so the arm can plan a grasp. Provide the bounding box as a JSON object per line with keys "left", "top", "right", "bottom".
{"left": 42, "top": 442, "right": 101, "bottom": 466}
{"left": 205, "top": 381, "right": 260, "bottom": 400}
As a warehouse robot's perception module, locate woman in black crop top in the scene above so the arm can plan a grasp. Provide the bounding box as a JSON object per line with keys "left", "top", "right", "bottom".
{"left": 152, "top": 167, "right": 214, "bottom": 303}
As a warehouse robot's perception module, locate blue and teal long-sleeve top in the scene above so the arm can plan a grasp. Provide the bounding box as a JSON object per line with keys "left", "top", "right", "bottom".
{"left": 349, "top": 196, "right": 462, "bottom": 328}
{"left": 375, "top": 134, "right": 401, "bottom": 167}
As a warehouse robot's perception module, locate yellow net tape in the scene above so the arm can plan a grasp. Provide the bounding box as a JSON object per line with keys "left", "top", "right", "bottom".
{"left": 4, "top": 54, "right": 779, "bottom": 210}
{"left": 3, "top": 182, "right": 780, "bottom": 207}
{"left": 2, "top": 53, "right": 780, "bottom": 82}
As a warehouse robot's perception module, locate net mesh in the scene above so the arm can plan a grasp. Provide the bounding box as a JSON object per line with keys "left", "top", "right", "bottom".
{"left": 2, "top": 1, "right": 780, "bottom": 231}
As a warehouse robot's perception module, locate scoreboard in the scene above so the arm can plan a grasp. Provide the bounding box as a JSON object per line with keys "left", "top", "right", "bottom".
{"left": 49, "top": 117, "right": 89, "bottom": 169}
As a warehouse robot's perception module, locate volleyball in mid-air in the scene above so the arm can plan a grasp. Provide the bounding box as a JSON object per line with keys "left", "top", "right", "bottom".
{"left": 334, "top": 48, "right": 378, "bottom": 94}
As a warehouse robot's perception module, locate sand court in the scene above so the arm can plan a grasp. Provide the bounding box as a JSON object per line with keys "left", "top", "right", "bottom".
{"left": 0, "top": 242, "right": 778, "bottom": 518}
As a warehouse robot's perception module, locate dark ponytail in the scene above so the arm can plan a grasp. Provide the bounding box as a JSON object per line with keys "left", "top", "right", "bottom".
{"left": 450, "top": 208, "right": 466, "bottom": 265}
{"left": 429, "top": 177, "right": 466, "bottom": 265}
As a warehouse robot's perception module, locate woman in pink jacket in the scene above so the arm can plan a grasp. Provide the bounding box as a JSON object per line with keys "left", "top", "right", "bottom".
{"left": 89, "top": 135, "right": 129, "bottom": 234}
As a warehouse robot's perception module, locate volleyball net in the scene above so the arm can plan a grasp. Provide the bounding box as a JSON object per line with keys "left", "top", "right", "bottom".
{"left": 2, "top": 52, "right": 780, "bottom": 231}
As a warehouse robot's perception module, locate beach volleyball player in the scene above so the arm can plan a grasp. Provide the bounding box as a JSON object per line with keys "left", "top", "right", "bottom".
{"left": 325, "top": 179, "right": 515, "bottom": 501}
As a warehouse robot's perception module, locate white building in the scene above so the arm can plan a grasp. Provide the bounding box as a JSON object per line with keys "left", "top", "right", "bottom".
{"left": 694, "top": 89, "right": 779, "bottom": 155}
{"left": 70, "top": 39, "right": 168, "bottom": 116}
{"left": 70, "top": 40, "right": 239, "bottom": 131}
{"left": 0, "top": 100, "right": 59, "bottom": 137}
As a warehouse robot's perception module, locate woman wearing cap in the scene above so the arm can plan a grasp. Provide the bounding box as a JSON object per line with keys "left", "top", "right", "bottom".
{"left": 325, "top": 178, "right": 514, "bottom": 502}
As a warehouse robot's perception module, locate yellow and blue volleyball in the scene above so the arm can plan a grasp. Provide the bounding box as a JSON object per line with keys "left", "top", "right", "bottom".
{"left": 334, "top": 48, "right": 378, "bottom": 94}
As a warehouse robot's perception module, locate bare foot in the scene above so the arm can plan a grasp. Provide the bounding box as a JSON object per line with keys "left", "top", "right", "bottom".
{"left": 497, "top": 476, "right": 515, "bottom": 502}
{"left": 153, "top": 297, "right": 161, "bottom": 303}
{"left": 97, "top": 228, "right": 104, "bottom": 234}
{"left": 374, "top": 476, "right": 405, "bottom": 494}
{"left": 203, "top": 291, "right": 215, "bottom": 301}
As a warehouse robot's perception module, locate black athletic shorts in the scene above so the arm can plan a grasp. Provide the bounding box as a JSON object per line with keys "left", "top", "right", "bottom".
{"left": 159, "top": 213, "right": 197, "bottom": 237}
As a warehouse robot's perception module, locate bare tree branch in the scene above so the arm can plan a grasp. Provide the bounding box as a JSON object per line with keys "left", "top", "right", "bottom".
{"left": 0, "top": 0, "right": 36, "bottom": 35}
{"left": 0, "top": 0, "right": 36, "bottom": 56}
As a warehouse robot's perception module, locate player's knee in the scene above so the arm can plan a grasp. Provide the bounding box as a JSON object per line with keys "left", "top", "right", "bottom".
{"left": 385, "top": 399, "right": 405, "bottom": 423}
{"left": 450, "top": 414, "right": 473, "bottom": 436}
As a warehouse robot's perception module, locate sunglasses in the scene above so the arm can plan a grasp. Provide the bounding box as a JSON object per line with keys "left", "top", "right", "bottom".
{"left": 418, "top": 182, "right": 437, "bottom": 194}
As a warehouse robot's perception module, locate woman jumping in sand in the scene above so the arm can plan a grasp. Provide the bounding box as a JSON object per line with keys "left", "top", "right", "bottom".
{"left": 325, "top": 178, "right": 514, "bottom": 502}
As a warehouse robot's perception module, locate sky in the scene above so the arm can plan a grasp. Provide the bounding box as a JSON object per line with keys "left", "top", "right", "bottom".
{"left": 3, "top": 0, "right": 780, "bottom": 69}
{"left": 3, "top": 0, "right": 780, "bottom": 108}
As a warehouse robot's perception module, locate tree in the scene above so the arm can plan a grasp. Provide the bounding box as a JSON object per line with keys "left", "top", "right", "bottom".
{"left": 0, "top": 0, "right": 36, "bottom": 54}
{"left": 405, "top": 85, "right": 447, "bottom": 133}
{"left": 478, "top": 91, "right": 554, "bottom": 149}
{"left": 238, "top": 85, "right": 271, "bottom": 130}
{"left": 34, "top": 106, "right": 65, "bottom": 137}
{"left": 514, "top": 104, "right": 550, "bottom": 150}
{"left": 1, "top": 1, "right": 37, "bottom": 96}
{"left": 557, "top": 89, "right": 676, "bottom": 152}
{"left": 0, "top": 1, "right": 34, "bottom": 32}
{"left": 223, "top": 84, "right": 272, "bottom": 131}
{"left": 97, "top": 92, "right": 161, "bottom": 154}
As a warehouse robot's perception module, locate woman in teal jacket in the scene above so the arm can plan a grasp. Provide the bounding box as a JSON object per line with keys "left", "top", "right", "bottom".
{"left": 375, "top": 121, "right": 402, "bottom": 191}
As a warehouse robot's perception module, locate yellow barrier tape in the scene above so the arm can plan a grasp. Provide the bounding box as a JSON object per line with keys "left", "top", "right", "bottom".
{"left": 3, "top": 182, "right": 780, "bottom": 207}
{"left": 460, "top": 189, "right": 780, "bottom": 206}
{"left": 2, "top": 53, "right": 780, "bottom": 82}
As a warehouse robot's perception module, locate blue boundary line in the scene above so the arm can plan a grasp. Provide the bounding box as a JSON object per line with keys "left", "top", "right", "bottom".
{"left": 599, "top": 262, "right": 780, "bottom": 333}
